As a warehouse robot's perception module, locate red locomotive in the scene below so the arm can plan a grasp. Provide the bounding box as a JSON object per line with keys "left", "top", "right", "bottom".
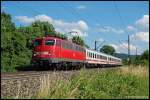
{"left": 31, "top": 36, "right": 86, "bottom": 69}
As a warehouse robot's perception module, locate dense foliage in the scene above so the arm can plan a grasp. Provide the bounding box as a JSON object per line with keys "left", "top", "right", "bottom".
{"left": 100, "top": 45, "right": 115, "bottom": 55}
{"left": 35, "top": 67, "right": 148, "bottom": 99}
{"left": 72, "top": 36, "right": 85, "bottom": 46}
{"left": 122, "top": 50, "right": 149, "bottom": 66}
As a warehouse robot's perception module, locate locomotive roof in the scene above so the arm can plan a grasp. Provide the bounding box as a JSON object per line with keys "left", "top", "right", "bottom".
{"left": 35, "top": 36, "right": 85, "bottom": 48}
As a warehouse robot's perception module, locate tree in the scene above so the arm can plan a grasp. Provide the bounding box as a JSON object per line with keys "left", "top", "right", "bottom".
{"left": 141, "top": 50, "right": 149, "bottom": 61}
{"left": 100, "top": 45, "right": 115, "bottom": 55}
{"left": 1, "top": 12, "right": 29, "bottom": 70}
{"left": 72, "top": 36, "right": 85, "bottom": 46}
{"left": 31, "top": 21, "right": 56, "bottom": 37}
{"left": 1, "top": 11, "right": 15, "bottom": 32}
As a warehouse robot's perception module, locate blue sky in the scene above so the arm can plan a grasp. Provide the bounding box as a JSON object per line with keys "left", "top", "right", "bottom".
{"left": 1, "top": 1, "right": 149, "bottom": 54}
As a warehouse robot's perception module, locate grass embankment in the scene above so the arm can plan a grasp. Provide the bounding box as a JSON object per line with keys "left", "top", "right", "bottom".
{"left": 36, "top": 66, "right": 149, "bottom": 99}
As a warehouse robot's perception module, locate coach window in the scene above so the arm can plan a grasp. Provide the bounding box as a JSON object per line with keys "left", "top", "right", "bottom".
{"left": 90, "top": 53, "right": 92, "bottom": 58}
{"left": 100, "top": 55, "right": 101, "bottom": 59}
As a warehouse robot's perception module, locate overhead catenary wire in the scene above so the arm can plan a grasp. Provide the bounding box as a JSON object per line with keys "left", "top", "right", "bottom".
{"left": 113, "top": 1, "right": 126, "bottom": 29}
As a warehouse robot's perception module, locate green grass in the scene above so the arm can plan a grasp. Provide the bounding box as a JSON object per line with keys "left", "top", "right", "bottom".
{"left": 36, "top": 66, "right": 149, "bottom": 99}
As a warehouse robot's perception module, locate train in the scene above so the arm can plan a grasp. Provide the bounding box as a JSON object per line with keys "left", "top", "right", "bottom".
{"left": 31, "top": 36, "right": 122, "bottom": 69}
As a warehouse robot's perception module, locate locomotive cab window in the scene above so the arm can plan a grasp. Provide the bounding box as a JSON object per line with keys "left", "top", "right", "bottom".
{"left": 34, "top": 39, "right": 42, "bottom": 46}
{"left": 45, "top": 39, "right": 55, "bottom": 45}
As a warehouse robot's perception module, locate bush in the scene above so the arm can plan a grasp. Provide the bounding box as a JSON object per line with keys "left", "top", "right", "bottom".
{"left": 36, "top": 68, "right": 149, "bottom": 99}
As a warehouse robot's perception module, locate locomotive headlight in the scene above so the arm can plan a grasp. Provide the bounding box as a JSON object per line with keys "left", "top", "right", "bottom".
{"left": 33, "top": 51, "right": 49, "bottom": 56}
{"left": 33, "top": 52, "right": 38, "bottom": 56}
{"left": 41, "top": 51, "right": 49, "bottom": 55}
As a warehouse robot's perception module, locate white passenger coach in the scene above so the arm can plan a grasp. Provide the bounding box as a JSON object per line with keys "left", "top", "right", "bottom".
{"left": 85, "top": 49, "right": 122, "bottom": 66}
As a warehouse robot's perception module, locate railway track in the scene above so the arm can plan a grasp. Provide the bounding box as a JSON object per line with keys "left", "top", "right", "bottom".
{"left": 1, "top": 66, "right": 121, "bottom": 80}
{"left": 1, "top": 70, "right": 80, "bottom": 80}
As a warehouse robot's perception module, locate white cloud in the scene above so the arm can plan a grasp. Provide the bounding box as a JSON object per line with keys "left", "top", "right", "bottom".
{"left": 77, "top": 20, "right": 88, "bottom": 31}
{"left": 120, "top": 43, "right": 136, "bottom": 51}
{"left": 35, "top": 15, "right": 53, "bottom": 23}
{"left": 96, "top": 38, "right": 104, "bottom": 42}
{"left": 135, "top": 15, "right": 149, "bottom": 31}
{"left": 131, "top": 32, "right": 149, "bottom": 43}
{"left": 16, "top": 14, "right": 88, "bottom": 37}
{"left": 53, "top": 19, "right": 88, "bottom": 37}
{"left": 16, "top": 15, "right": 53, "bottom": 24}
{"left": 126, "top": 25, "right": 137, "bottom": 32}
{"left": 16, "top": 16, "right": 35, "bottom": 24}
{"left": 109, "top": 43, "right": 137, "bottom": 54}
{"left": 97, "top": 26, "right": 124, "bottom": 34}
{"left": 126, "top": 15, "right": 149, "bottom": 43}
{"left": 76, "top": 5, "right": 86, "bottom": 10}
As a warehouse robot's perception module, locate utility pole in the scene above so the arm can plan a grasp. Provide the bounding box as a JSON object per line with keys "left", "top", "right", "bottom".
{"left": 128, "top": 35, "right": 130, "bottom": 65}
{"left": 95, "top": 40, "right": 97, "bottom": 51}
{"left": 136, "top": 47, "right": 137, "bottom": 58}
{"left": 94, "top": 40, "right": 105, "bottom": 51}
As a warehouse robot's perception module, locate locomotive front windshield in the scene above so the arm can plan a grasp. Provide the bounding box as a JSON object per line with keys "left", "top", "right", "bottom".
{"left": 45, "top": 39, "right": 55, "bottom": 45}
{"left": 34, "top": 39, "right": 42, "bottom": 46}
